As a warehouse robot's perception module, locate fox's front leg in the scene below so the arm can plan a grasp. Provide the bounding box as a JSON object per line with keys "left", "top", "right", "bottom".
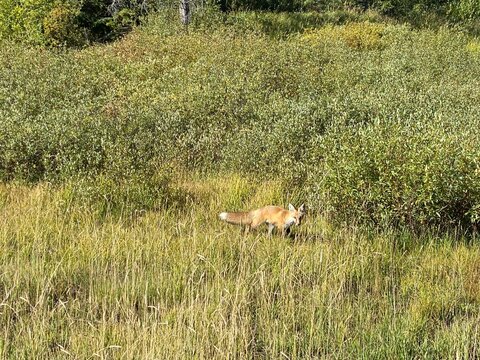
{"left": 281, "top": 226, "right": 292, "bottom": 237}
{"left": 267, "top": 223, "right": 275, "bottom": 237}
{"left": 243, "top": 225, "right": 251, "bottom": 236}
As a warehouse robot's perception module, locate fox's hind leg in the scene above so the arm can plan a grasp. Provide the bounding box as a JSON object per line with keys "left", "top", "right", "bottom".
{"left": 243, "top": 225, "right": 251, "bottom": 236}
{"left": 249, "top": 218, "right": 264, "bottom": 235}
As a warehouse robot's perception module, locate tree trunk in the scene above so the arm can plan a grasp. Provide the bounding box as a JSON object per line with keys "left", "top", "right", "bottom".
{"left": 179, "top": 0, "right": 191, "bottom": 26}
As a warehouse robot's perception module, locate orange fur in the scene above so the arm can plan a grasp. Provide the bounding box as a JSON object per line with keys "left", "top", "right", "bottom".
{"left": 219, "top": 204, "right": 305, "bottom": 236}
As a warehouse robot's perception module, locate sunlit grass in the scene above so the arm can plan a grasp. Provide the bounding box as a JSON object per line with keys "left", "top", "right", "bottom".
{"left": 1, "top": 177, "right": 479, "bottom": 358}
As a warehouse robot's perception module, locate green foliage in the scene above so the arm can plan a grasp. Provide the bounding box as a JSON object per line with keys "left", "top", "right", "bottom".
{"left": 225, "top": 10, "right": 387, "bottom": 36}
{"left": 1, "top": 17, "right": 480, "bottom": 228}
{"left": 0, "top": 0, "right": 156, "bottom": 46}
{"left": 217, "top": 0, "right": 306, "bottom": 11}
{"left": 301, "top": 21, "right": 387, "bottom": 49}
{"left": 2, "top": 11, "right": 480, "bottom": 357}
{"left": 43, "top": 3, "right": 85, "bottom": 47}
{"left": 217, "top": 0, "right": 480, "bottom": 21}
{"left": 448, "top": 0, "right": 480, "bottom": 21}
{"left": 1, "top": 0, "right": 479, "bottom": 46}
{"left": 316, "top": 119, "right": 480, "bottom": 228}
{"left": 0, "top": 0, "right": 55, "bottom": 44}
{"left": 0, "top": 0, "right": 90, "bottom": 46}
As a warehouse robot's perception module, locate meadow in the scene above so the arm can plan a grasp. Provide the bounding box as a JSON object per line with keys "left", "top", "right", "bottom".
{"left": 1, "top": 177, "right": 480, "bottom": 358}
{"left": 1, "top": 9, "right": 480, "bottom": 358}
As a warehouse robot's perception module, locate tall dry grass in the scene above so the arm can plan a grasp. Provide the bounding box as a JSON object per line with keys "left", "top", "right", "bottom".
{"left": 1, "top": 177, "right": 479, "bottom": 358}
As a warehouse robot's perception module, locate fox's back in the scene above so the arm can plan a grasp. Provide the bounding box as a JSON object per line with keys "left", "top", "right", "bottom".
{"left": 253, "top": 206, "right": 290, "bottom": 224}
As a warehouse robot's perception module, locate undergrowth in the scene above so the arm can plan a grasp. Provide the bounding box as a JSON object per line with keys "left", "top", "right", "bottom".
{"left": 1, "top": 16, "right": 479, "bottom": 228}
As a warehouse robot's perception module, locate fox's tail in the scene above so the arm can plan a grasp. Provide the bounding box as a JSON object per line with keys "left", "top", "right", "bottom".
{"left": 219, "top": 211, "right": 252, "bottom": 225}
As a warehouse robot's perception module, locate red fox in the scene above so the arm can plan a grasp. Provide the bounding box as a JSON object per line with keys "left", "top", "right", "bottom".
{"left": 219, "top": 204, "right": 306, "bottom": 236}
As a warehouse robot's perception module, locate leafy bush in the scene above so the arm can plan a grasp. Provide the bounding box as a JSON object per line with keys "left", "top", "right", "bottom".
{"left": 217, "top": 0, "right": 480, "bottom": 25}
{"left": 314, "top": 119, "right": 480, "bottom": 228}
{"left": 466, "top": 39, "right": 480, "bottom": 53}
{"left": 1, "top": 18, "right": 480, "bottom": 228}
{"left": 301, "top": 21, "right": 387, "bottom": 49}
{"left": 448, "top": 0, "right": 480, "bottom": 22}
{"left": 0, "top": 0, "right": 55, "bottom": 44}
{"left": 2, "top": 1, "right": 479, "bottom": 46}
{"left": 0, "top": 0, "right": 157, "bottom": 46}
{"left": 217, "top": 0, "right": 306, "bottom": 11}
{"left": 226, "top": 10, "right": 386, "bottom": 36}
{"left": 43, "top": 3, "right": 85, "bottom": 47}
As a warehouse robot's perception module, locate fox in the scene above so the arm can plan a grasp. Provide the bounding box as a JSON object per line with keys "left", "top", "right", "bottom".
{"left": 219, "top": 204, "right": 306, "bottom": 237}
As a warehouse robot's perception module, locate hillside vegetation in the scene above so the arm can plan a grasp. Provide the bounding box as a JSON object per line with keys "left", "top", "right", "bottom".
{"left": 1, "top": 0, "right": 479, "bottom": 46}
{"left": 1, "top": 9, "right": 480, "bottom": 358}
{"left": 1, "top": 14, "right": 480, "bottom": 228}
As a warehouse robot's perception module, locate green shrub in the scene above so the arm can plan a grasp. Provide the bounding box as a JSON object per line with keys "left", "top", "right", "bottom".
{"left": 301, "top": 21, "right": 387, "bottom": 49}
{"left": 217, "top": 0, "right": 306, "bottom": 11}
{"left": 226, "top": 10, "right": 386, "bottom": 37}
{"left": 466, "top": 39, "right": 480, "bottom": 53}
{"left": 0, "top": 0, "right": 156, "bottom": 46}
{"left": 312, "top": 119, "right": 480, "bottom": 228}
{"left": 448, "top": 0, "right": 480, "bottom": 21}
{"left": 43, "top": 3, "right": 86, "bottom": 47}
{"left": 0, "top": 0, "right": 55, "bottom": 44}
{"left": 1, "top": 19, "right": 480, "bottom": 229}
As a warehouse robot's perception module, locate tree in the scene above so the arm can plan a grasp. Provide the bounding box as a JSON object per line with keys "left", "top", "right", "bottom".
{"left": 179, "top": 0, "right": 191, "bottom": 25}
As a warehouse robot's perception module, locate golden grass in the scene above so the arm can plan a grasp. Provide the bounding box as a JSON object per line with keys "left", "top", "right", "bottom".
{"left": 1, "top": 177, "right": 479, "bottom": 358}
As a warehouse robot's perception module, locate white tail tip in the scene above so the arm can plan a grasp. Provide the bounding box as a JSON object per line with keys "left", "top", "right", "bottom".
{"left": 219, "top": 212, "right": 227, "bottom": 221}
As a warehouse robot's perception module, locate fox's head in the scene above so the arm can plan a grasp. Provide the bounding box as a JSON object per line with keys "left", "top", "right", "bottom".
{"left": 288, "top": 203, "right": 306, "bottom": 226}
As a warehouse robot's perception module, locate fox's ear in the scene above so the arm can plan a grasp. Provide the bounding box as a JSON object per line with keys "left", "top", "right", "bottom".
{"left": 288, "top": 203, "right": 296, "bottom": 211}
{"left": 299, "top": 203, "right": 305, "bottom": 212}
